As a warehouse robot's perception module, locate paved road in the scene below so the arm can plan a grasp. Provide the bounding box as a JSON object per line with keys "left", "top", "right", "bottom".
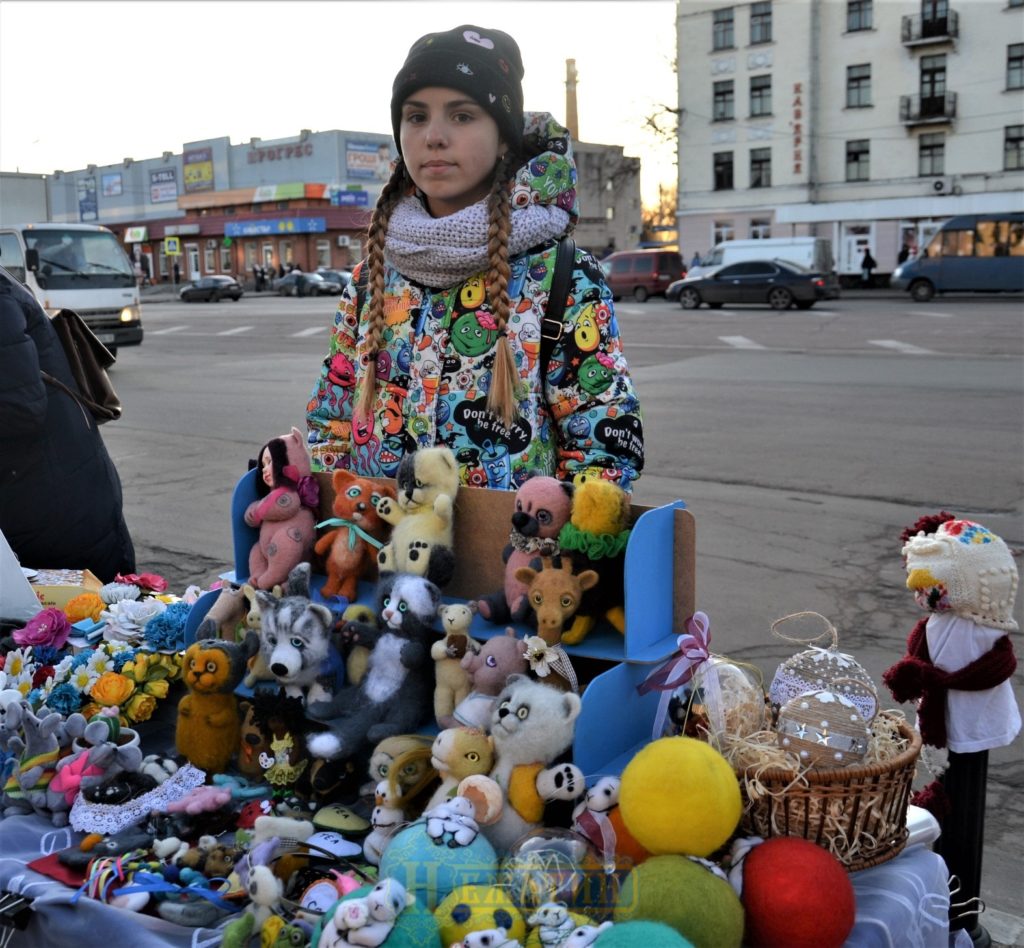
{"left": 103, "top": 292, "right": 1023, "bottom": 938}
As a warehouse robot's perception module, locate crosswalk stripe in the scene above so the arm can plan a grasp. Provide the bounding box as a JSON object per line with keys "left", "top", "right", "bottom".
{"left": 217, "top": 326, "right": 253, "bottom": 336}
{"left": 869, "top": 339, "right": 935, "bottom": 355}
{"left": 292, "top": 326, "right": 328, "bottom": 337}
{"left": 148, "top": 325, "right": 187, "bottom": 335}
{"left": 909, "top": 310, "right": 952, "bottom": 319}
{"left": 718, "top": 335, "right": 766, "bottom": 350}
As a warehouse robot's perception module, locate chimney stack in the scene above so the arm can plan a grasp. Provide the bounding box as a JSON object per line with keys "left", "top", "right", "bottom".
{"left": 565, "top": 59, "right": 579, "bottom": 142}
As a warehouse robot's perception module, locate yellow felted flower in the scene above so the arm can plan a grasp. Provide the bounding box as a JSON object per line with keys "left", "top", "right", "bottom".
{"left": 89, "top": 671, "right": 136, "bottom": 707}
{"left": 65, "top": 593, "right": 106, "bottom": 623}
{"left": 142, "top": 678, "right": 169, "bottom": 700}
{"left": 125, "top": 692, "right": 158, "bottom": 723}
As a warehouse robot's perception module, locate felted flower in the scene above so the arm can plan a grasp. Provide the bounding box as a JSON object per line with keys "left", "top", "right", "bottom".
{"left": 68, "top": 664, "right": 99, "bottom": 692}
{"left": 46, "top": 682, "right": 84, "bottom": 716}
{"left": 12, "top": 671, "right": 34, "bottom": 700}
{"left": 65, "top": 593, "right": 106, "bottom": 623}
{"left": 3, "top": 647, "right": 32, "bottom": 679}
{"left": 124, "top": 692, "right": 158, "bottom": 723}
{"left": 101, "top": 598, "right": 167, "bottom": 645}
{"left": 13, "top": 607, "right": 71, "bottom": 649}
{"left": 85, "top": 650, "right": 117, "bottom": 678}
{"left": 143, "top": 601, "right": 192, "bottom": 652}
{"left": 88, "top": 671, "right": 136, "bottom": 707}
{"left": 115, "top": 572, "right": 169, "bottom": 593}
{"left": 141, "top": 678, "right": 169, "bottom": 701}
{"left": 523, "top": 635, "right": 557, "bottom": 678}
{"left": 31, "top": 665, "right": 54, "bottom": 688}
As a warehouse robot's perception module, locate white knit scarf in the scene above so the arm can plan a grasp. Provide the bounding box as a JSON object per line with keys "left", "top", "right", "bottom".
{"left": 384, "top": 195, "right": 570, "bottom": 289}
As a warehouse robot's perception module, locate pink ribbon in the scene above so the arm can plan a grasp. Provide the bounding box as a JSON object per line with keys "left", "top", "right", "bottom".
{"left": 637, "top": 611, "right": 711, "bottom": 739}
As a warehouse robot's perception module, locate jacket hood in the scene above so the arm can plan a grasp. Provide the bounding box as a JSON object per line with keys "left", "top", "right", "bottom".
{"left": 512, "top": 112, "right": 579, "bottom": 229}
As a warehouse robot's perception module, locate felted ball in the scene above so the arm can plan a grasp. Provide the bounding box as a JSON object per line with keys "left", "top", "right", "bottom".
{"left": 380, "top": 818, "right": 497, "bottom": 911}
{"left": 619, "top": 737, "right": 741, "bottom": 857}
{"left": 434, "top": 884, "right": 526, "bottom": 946}
{"left": 741, "top": 837, "right": 855, "bottom": 948}
{"left": 500, "top": 828, "right": 593, "bottom": 909}
{"left": 310, "top": 883, "right": 438, "bottom": 947}
{"left": 596, "top": 921, "right": 695, "bottom": 947}
{"left": 614, "top": 855, "right": 744, "bottom": 948}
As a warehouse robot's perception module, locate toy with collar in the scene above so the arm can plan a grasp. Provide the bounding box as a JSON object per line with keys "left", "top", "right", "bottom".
{"left": 477, "top": 475, "right": 573, "bottom": 625}
{"left": 244, "top": 427, "right": 319, "bottom": 590}
{"left": 175, "top": 634, "right": 258, "bottom": 775}
{"left": 433, "top": 602, "right": 482, "bottom": 725}
{"left": 446, "top": 628, "right": 529, "bottom": 731}
{"left": 375, "top": 446, "right": 459, "bottom": 588}
{"left": 526, "top": 903, "right": 577, "bottom": 947}
{"left": 315, "top": 470, "right": 397, "bottom": 602}
{"left": 306, "top": 573, "right": 440, "bottom": 764}
{"left": 321, "top": 877, "right": 414, "bottom": 948}
{"left": 514, "top": 556, "right": 598, "bottom": 647}
{"left": 479, "top": 675, "right": 586, "bottom": 854}
{"left": 557, "top": 479, "right": 631, "bottom": 645}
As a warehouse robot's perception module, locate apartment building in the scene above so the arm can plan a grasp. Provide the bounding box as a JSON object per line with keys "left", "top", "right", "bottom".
{"left": 676, "top": 0, "right": 1024, "bottom": 274}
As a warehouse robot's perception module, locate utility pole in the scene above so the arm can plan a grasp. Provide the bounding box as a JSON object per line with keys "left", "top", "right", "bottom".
{"left": 565, "top": 59, "right": 579, "bottom": 142}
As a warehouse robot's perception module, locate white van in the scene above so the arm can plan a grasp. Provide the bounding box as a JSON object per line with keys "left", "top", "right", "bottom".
{"left": 691, "top": 237, "right": 836, "bottom": 292}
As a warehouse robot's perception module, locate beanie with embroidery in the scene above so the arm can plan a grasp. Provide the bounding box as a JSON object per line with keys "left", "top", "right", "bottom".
{"left": 391, "top": 25, "right": 525, "bottom": 155}
{"left": 903, "top": 518, "right": 1020, "bottom": 631}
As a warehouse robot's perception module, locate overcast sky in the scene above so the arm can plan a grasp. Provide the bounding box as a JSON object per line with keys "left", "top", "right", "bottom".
{"left": 0, "top": 1, "right": 678, "bottom": 206}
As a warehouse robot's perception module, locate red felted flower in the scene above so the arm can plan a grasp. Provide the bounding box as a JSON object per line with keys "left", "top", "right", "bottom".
{"left": 13, "top": 607, "right": 71, "bottom": 649}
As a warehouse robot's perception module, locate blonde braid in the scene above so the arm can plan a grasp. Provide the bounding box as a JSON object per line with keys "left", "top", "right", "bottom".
{"left": 485, "top": 153, "right": 517, "bottom": 427}
{"left": 356, "top": 158, "right": 410, "bottom": 420}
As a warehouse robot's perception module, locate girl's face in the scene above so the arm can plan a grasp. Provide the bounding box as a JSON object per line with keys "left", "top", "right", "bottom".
{"left": 399, "top": 87, "right": 504, "bottom": 218}
{"left": 260, "top": 449, "right": 274, "bottom": 488}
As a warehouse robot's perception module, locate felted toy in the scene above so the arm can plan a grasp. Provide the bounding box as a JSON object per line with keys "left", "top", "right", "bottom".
{"left": 557, "top": 479, "right": 631, "bottom": 645}
{"left": 424, "top": 726, "right": 496, "bottom": 812}
{"left": 341, "top": 602, "right": 378, "bottom": 686}
{"left": 322, "top": 877, "right": 415, "bottom": 947}
{"left": 376, "top": 446, "right": 460, "bottom": 587}
{"left": 221, "top": 837, "right": 285, "bottom": 948}
{"left": 314, "top": 882, "right": 438, "bottom": 948}
{"left": 364, "top": 781, "right": 407, "bottom": 866}
{"left": 306, "top": 573, "right": 441, "bottom": 764}
{"left": 731, "top": 836, "right": 854, "bottom": 948}
{"left": 251, "top": 813, "right": 315, "bottom": 847}
{"left": 477, "top": 475, "right": 574, "bottom": 625}
{"left": 315, "top": 470, "right": 397, "bottom": 602}
{"left": 175, "top": 634, "right": 259, "bottom": 775}
{"left": 434, "top": 885, "right": 526, "bottom": 947}
{"left": 613, "top": 854, "right": 743, "bottom": 948}
{"left": 255, "top": 563, "right": 342, "bottom": 704}
{"left": 241, "top": 582, "right": 283, "bottom": 688}
{"left": 364, "top": 733, "right": 436, "bottom": 798}
{"left": 571, "top": 775, "right": 647, "bottom": 871}
{"left": 514, "top": 556, "right": 598, "bottom": 648}
{"left": 166, "top": 782, "right": 233, "bottom": 815}
{"left": 524, "top": 902, "right": 578, "bottom": 946}
{"left": 178, "top": 838, "right": 244, "bottom": 879}
{"left": 618, "top": 737, "right": 740, "bottom": 858}
{"left": 433, "top": 602, "right": 482, "bottom": 726}
{"left": 244, "top": 427, "right": 320, "bottom": 590}
{"left": 446, "top": 628, "right": 529, "bottom": 732}
{"left": 424, "top": 795, "right": 482, "bottom": 847}
{"left": 478, "top": 675, "right": 586, "bottom": 855}
{"left": 57, "top": 827, "right": 156, "bottom": 870}
{"left": 194, "top": 583, "right": 249, "bottom": 641}
{"left": 460, "top": 930, "right": 523, "bottom": 948}
{"left": 1, "top": 704, "right": 63, "bottom": 819}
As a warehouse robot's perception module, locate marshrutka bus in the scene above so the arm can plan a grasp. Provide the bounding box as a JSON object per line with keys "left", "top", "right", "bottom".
{"left": 0, "top": 222, "right": 142, "bottom": 352}
{"left": 890, "top": 212, "right": 1024, "bottom": 302}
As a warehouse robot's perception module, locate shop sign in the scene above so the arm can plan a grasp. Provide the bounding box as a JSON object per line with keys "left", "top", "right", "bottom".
{"left": 150, "top": 168, "right": 178, "bottom": 204}
{"left": 101, "top": 173, "right": 123, "bottom": 197}
{"left": 346, "top": 140, "right": 392, "bottom": 181}
{"left": 183, "top": 147, "right": 215, "bottom": 193}
{"left": 124, "top": 226, "right": 148, "bottom": 242}
{"left": 165, "top": 223, "right": 201, "bottom": 236}
{"left": 224, "top": 217, "right": 326, "bottom": 237}
{"left": 247, "top": 142, "right": 314, "bottom": 164}
{"left": 792, "top": 82, "right": 803, "bottom": 176}
{"left": 330, "top": 189, "right": 369, "bottom": 207}
{"left": 77, "top": 176, "right": 97, "bottom": 222}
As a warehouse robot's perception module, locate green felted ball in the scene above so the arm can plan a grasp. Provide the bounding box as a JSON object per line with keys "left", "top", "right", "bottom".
{"left": 310, "top": 883, "right": 438, "bottom": 947}
{"left": 596, "top": 921, "right": 695, "bottom": 947}
{"left": 434, "top": 884, "right": 527, "bottom": 946}
{"left": 614, "top": 855, "right": 744, "bottom": 948}
{"left": 380, "top": 819, "right": 498, "bottom": 911}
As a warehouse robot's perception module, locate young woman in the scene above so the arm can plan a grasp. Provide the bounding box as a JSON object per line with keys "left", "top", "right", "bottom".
{"left": 306, "top": 25, "right": 644, "bottom": 491}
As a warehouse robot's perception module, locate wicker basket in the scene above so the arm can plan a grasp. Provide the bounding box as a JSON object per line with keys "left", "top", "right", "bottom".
{"left": 736, "top": 722, "right": 922, "bottom": 872}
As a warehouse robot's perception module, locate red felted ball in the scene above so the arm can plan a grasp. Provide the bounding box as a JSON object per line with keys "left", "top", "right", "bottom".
{"left": 741, "top": 838, "right": 855, "bottom": 948}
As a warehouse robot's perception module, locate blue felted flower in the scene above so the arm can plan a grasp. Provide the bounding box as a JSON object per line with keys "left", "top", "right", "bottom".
{"left": 111, "top": 648, "right": 140, "bottom": 672}
{"left": 46, "top": 682, "right": 85, "bottom": 716}
{"left": 33, "top": 644, "right": 67, "bottom": 666}
{"left": 143, "top": 601, "right": 191, "bottom": 652}
{"left": 70, "top": 651, "right": 93, "bottom": 670}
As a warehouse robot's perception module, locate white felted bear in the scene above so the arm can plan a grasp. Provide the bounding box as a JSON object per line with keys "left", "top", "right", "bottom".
{"left": 326, "top": 877, "right": 414, "bottom": 947}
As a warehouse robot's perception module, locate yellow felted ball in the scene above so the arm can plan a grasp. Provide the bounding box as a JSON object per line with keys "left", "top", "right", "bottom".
{"left": 619, "top": 737, "right": 741, "bottom": 857}
{"left": 434, "top": 884, "right": 527, "bottom": 947}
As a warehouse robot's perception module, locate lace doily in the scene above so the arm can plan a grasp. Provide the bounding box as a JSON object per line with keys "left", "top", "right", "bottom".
{"left": 70, "top": 764, "right": 206, "bottom": 834}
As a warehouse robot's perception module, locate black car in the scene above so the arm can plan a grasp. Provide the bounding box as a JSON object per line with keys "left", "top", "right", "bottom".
{"left": 676, "top": 260, "right": 829, "bottom": 310}
{"left": 179, "top": 275, "right": 243, "bottom": 302}
{"left": 274, "top": 271, "right": 343, "bottom": 297}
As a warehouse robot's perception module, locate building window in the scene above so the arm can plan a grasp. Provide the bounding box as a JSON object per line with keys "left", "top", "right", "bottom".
{"left": 714, "top": 220, "right": 735, "bottom": 245}
{"left": 846, "top": 139, "right": 870, "bottom": 181}
{"left": 713, "top": 80, "right": 735, "bottom": 121}
{"left": 713, "top": 8, "right": 735, "bottom": 49}
{"left": 1006, "top": 125, "right": 1024, "bottom": 170}
{"left": 750, "top": 75, "right": 772, "bottom": 116}
{"left": 1009, "top": 0, "right": 1023, "bottom": 7}
{"left": 245, "top": 242, "right": 257, "bottom": 270}
{"left": 316, "top": 239, "right": 331, "bottom": 269}
{"left": 204, "top": 245, "right": 215, "bottom": 273}
{"left": 918, "top": 133, "right": 945, "bottom": 176}
{"left": 605, "top": 207, "right": 615, "bottom": 220}
{"left": 847, "top": 0, "right": 873, "bottom": 31}
{"left": 1009, "top": 44, "right": 1024, "bottom": 90}
{"left": 750, "top": 1, "right": 772, "bottom": 43}
{"left": 220, "top": 245, "right": 232, "bottom": 273}
{"left": 713, "top": 152, "right": 734, "bottom": 190}
{"left": 846, "top": 64, "right": 871, "bottom": 107}
{"left": 751, "top": 218, "right": 772, "bottom": 239}
{"left": 750, "top": 148, "right": 772, "bottom": 188}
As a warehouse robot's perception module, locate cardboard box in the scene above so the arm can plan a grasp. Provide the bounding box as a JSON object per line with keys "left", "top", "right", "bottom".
{"left": 30, "top": 568, "right": 102, "bottom": 609}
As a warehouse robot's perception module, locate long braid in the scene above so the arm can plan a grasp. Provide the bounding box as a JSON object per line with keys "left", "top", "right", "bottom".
{"left": 356, "top": 158, "right": 411, "bottom": 420}
{"left": 485, "top": 153, "right": 518, "bottom": 427}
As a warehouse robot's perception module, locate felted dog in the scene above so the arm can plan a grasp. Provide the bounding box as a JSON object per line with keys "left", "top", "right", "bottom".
{"left": 376, "top": 446, "right": 459, "bottom": 588}
{"left": 432, "top": 602, "right": 480, "bottom": 726}
{"left": 315, "top": 470, "right": 397, "bottom": 602}
{"left": 306, "top": 573, "right": 440, "bottom": 764}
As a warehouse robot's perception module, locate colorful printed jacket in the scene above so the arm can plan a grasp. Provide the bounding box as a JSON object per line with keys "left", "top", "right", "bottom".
{"left": 305, "top": 118, "right": 644, "bottom": 492}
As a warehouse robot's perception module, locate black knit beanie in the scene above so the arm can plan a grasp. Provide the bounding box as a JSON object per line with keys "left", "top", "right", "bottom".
{"left": 391, "top": 25, "right": 525, "bottom": 155}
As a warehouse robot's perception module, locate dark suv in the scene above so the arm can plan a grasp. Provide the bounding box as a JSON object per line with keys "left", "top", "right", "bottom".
{"left": 604, "top": 250, "right": 686, "bottom": 302}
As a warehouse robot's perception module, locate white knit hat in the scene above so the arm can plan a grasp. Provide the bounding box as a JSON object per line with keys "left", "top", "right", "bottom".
{"left": 903, "top": 519, "right": 1019, "bottom": 632}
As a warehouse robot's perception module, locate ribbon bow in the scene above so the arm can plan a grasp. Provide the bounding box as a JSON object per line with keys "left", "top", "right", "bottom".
{"left": 316, "top": 517, "right": 385, "bottom": 551}
{"left": 637, "top": 611, "right": 711, "bottom": 740}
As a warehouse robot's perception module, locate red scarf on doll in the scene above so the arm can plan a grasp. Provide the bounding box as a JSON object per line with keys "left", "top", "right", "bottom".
{"left": 883, "top": 616, "right": 1018, "bottom": 749}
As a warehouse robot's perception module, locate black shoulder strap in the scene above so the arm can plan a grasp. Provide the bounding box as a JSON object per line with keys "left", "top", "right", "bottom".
{"left": 540, "top": 236, "right": 576, "bottom": 377}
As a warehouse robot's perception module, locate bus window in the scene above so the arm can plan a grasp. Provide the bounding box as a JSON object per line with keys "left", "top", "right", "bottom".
{"left": 941, "top": 229, "right": 974, "bottom": 257}
{"left": 923, "top": 232, "right": 943, "bottom": 258}
{"left": 976, "top": 221, "right": 1011, "bottom": 257}
{"left": 1010, "top": 222, "right": 1024, "bottom": 256}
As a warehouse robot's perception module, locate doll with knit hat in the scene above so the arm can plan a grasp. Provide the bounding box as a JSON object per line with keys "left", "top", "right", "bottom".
{"left": 306, "top": 25, "right": 644, "bottom": 492}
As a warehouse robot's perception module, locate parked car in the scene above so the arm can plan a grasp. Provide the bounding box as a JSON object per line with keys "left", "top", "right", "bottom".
{"left": 677, "top": 260, "right": 830, "bottom": 310}
{"left": 274, "top": 271, "right": 343, "bottom": 297}
{"left": 604, "top": 249, "right": 685, "bottom": 302}
{"left": 317, "top": 267, "right": 353, "bottom": 289}
{"left": 179, "top": 275, "right": 243, "bottom": 302}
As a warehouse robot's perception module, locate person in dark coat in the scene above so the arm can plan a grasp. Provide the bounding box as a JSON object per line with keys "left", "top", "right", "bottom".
{"left": 0, "top": 269, "right": 135, "bottom": 582}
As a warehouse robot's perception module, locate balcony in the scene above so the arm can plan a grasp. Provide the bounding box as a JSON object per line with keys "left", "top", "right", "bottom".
{"left": 900, "top": 91, "right": 957, "bottom": 125}
{"left": 901, "top": 10, "right": 959, "bottom": 45}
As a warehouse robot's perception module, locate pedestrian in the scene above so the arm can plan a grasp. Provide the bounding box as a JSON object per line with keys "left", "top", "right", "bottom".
{"left": 861, "top": 248, "right": 877, "bottom": 285}
{"left": 173, "top": 261, "right": 181, "bottom": 285}
{"left": 0, "top": 269, "right": 136, "bottom": 582}
{"left": 691, "top": 251, "right": 702, "bottom": 269}
{"left": 306, "top": 24, "right": 644, "bottom": 491}
{"left": 897, "top": 245, "right": 910, "bottom": 266}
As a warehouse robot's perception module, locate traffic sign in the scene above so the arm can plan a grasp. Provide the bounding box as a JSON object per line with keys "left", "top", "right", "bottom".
{"left": 164, "top": 236, "right": 181, "bottom": 255}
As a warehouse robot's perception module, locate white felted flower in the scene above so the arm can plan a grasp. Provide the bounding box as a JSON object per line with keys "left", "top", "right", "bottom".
{"left": 101, "top": 598, "right": 167, "bottom": 644}
{"left": 100, "top": 582, "right": 142, "bottom": 605}
{"left": 523, "top": 635, "right": 556, "bottom": 678}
